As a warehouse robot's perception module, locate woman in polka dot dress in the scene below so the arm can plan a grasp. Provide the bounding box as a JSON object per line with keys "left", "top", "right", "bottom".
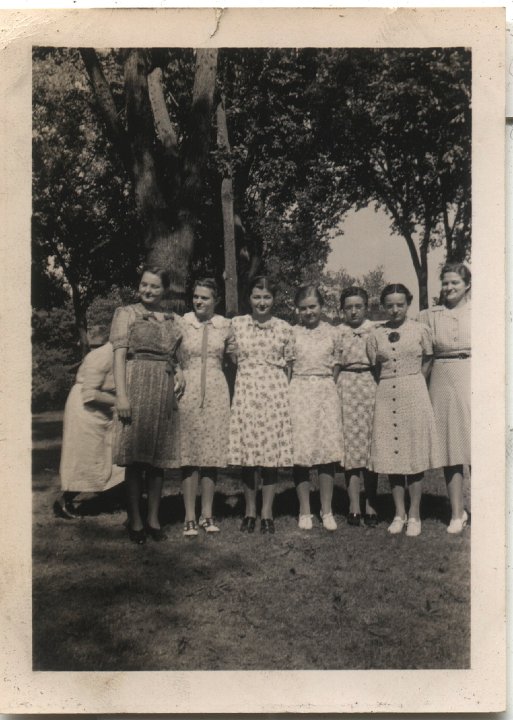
{"left": 366, "top": 284, "right": 442, "bottom": 537}
{"left": 228, "top": 276, "right": 294, "bottom": 535}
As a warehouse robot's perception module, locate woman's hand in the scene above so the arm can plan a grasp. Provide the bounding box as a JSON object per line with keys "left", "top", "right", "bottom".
{"left": 116, "top": 395, "right": 131, "bottom": 421}
{"left": 174, "top": 367, "right": 186, "bottom": 400}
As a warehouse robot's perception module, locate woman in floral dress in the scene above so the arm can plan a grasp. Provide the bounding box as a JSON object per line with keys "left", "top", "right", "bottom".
{"left": 289, "top": 286, "right": 343, "bottom": 531}
{"left": 420, "top": 263, "right": 471, "bottom": 534}
{"left": 366, "top": 284, "right": 442, "bottom": 537}
{"left": 110, "top": 266, "right": 183, "bottom": 544}
{"left": 228, "top": 276, "right": 294, "bottom": 534}
{"left": 178, "top": 278, "right": 234, "bottom": 537}
{"left": 335, "top": 287, "right": 379, "bottom": 527}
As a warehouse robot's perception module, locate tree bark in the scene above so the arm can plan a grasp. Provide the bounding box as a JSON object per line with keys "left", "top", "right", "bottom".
{"left": 216, "top": 99, "right": 238, "bottom": 316}
{"left": 70, "top": 283, "right": 89, "bottom": 357}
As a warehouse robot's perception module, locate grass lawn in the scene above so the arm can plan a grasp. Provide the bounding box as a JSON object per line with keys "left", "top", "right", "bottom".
{"left": 33, "top": 411, "right": 470, "bottom": 671}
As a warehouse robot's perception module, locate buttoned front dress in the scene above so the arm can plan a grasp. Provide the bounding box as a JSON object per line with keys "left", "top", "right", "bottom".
{"left": 289, "top": 322, "right": 344, "bottom": 467}
{"left": 177, "top": 312, "right": 233, "bottom": 468}
{"left": 60, "top": 342, "right": 125, "bottom": 492}
{"left": 336, "top": 320, "right": 378, "bottom": 471}
{"left": 228, "top": 315, "right": 294, "bottom": 468}
{"left": 110, "top": 303, "right": 182, "bottom": 468}
{"left": 419, "top": 302, "right": 471, "bottom": 466}
{"left": 366, "top": 319, "right": 443, "bottom": 475}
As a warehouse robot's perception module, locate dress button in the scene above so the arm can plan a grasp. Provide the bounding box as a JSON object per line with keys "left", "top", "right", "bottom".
{"left": 392, "top": 398, "right": 396, "bottom": 401}
{"left": 393, "top": 423, "right": 397, "bottom": 427}
{"left": 394, "top": 450, "right": 398, "bottom": 454}
{"left": 392, "top": 385, "right": 396, "bottom": 388}
{"left": 392, "top": 410, "right": 396, "bottom": 414}
{"left": 394, "top": 436, "right": 398, "bottom": 440}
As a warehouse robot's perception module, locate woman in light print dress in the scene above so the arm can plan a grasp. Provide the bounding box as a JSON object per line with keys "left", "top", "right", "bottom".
{"left": 110, "top": 266, "right": 184, "bottom": 545}
{"left": 289, "top": 286, "right": 344, "bottom": 531}
{"left": 366, "top": 284, "right": 442, "bottom": 537}
{"left": 178, "top": 278, "right": 234, "bottom": 537}
{"left": 335, "top": 287, "right": 379, "bottom": 528}
{"left": 228, "top": 276, "right": 294, "bottom": 535}
{"left": 419, "top": 263, "right": 471, "bottom": 534}
{"left": 54, "top": 325, "right": 125, "bottom": 519}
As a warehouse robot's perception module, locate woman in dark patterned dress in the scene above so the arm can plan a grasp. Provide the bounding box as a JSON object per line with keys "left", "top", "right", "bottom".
{"left": 110, "top": 266, "right": 183, "bottom": 544}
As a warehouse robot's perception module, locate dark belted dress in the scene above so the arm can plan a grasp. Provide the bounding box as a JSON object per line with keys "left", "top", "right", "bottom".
{"left": 110, "top": 303, "right": 182, "bottom": 468}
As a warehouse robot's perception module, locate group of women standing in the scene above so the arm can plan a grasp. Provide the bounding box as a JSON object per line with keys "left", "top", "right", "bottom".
{"left": 55, "top": 262, "right": 471, "bottom": 545}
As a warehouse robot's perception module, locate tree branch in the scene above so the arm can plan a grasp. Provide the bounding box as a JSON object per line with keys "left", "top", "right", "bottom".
{"left": 147, "top": 66, "right": 179, "bottom": 158}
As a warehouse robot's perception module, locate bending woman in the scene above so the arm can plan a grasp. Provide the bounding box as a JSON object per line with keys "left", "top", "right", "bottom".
{"left": 420, "top": 263, "right": 471, "bottom": 533}
{"left": 55, "top": 326, "right": 124, "bottom": 518}
{"left": 110, "top": 266, "right": 183, "bottom": 544}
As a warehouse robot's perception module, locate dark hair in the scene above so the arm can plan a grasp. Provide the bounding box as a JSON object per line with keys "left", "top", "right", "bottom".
{"left": 440, "top": 262, "right": 472, "bottom": 286}
{"left": 380, "top": 283, "right": 413, "bottom": 306}
{"left": 294, "top": 284, "right": 325, "bottom": 308}
{"left": 340, "top": 286, "right": 369, "bottom": 308}
{"left": 193, "top": 277, "right": 220, "bottom": 300}
{"left": 248, "top": 275, "right": 277, "bottom": 298}
{"left": 140, "top": 265, "right": 171, "bottom": 291}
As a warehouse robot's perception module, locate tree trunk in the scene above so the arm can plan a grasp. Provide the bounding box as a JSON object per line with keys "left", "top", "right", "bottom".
{"left": 216, "top": 99, "right": 238, "bottom": 316}
{"left": 70, "top": 284, "right": 89, "bottom": 357}
{"left": 148, "top": 49, "right": 218, "bottom": 303}
{"left": 418, "top": 239, "right": 430, "bottom": 310}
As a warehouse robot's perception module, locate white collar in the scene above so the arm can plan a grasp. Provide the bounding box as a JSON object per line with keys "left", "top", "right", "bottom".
{"left": 184, "top": 311, "right": 225, "bottom": 329}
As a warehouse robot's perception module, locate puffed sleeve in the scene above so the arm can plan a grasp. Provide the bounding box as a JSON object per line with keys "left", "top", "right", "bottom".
{"left": 418, "top": 308, "right": 432, "bottom": 330}
{"left": 366, "top": 331, "right": 378, "bottom": 366}
{"left": 335, "top": 326, "right": 347, "bottom": 365}
{"left": 283, "top": 323, "right": 295, "bottom": 364}
{"left": 80, "top": 344, "right": 112, "bottom": 404}
{"left": 109, "top": 306, "right": 132, "bottom": 350}
{"left": 225, "top": 320, "right": 238, "bottom": 355}
{"left": 419, "top": 322, "right": 434, "bottom": 356}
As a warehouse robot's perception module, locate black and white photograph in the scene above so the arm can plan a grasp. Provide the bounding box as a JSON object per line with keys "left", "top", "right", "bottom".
{"left": 0, "top": 6, "right": 506, "bottom": 714}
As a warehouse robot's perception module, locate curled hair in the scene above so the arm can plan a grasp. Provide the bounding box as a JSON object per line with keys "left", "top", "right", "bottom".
{"left": 140, "top": 265, "right": 171, "bottom": 291}
{"left": 248, "top": 275, "right": 277, "bottom": 298}
{"left": 380, "top": 283, "right": 413, "bottom": 306}
{"left": 340, "top": 286, "right": 368, "bottom": 308}
{"left": 193, "top": 277, "right": 220, "bottom": 300}
{"left": 440, "top": 262, "right": 472, "bottom": 286}
{"left": 294, "top": 284, "right": 325, "bottom": 308}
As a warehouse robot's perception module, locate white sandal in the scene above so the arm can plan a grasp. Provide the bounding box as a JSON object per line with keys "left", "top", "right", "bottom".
{"left": 388, "top": 515, "right": 407, "bottom": 534}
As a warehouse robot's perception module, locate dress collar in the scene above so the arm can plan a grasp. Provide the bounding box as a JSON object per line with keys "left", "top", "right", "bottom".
{"left": 184, "top": 311, "right": 224, "bottom": 329}
{"left": 250, "top": 315, "right": 277, "bottom": 331}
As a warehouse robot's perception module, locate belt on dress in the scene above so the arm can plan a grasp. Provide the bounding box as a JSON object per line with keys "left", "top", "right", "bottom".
{"left": 293, "top": 374, "right": 332, "bottom": 381}
{"left": 132, "top": 352, "right": 177, "bottom": 416}
{"left": 339, "top": 366, "right": 372, "bottom": 373}
{"left": 434, "top": 353, "right": 471, "bottom": 360}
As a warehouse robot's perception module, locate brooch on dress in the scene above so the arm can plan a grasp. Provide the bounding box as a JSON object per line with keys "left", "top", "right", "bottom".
{"left": 388, "top": 331, "right": 400, "bottom": 343}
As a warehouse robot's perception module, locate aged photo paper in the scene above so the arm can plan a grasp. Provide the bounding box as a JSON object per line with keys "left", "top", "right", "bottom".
{"left": 0, "top": 6, "right": 506, "bottom": 713}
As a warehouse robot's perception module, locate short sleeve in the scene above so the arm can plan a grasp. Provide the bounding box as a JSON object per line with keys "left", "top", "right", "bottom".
{"left": 80, "top": 344, "right": 112, "bottom": 404}
{"left": 109, "top": 306, "right": 132, "bottom": 350}
{"left": 418, "top": 308, "right": 432, "bottom": 330}
{"left": 283, "top": 324, "right": 295, "bottom": 364}
{"left": 419, "top": 322, "right": 434, "bottom": 356}
{"left": 366, "top": 332, "right": 378, "bottom": 366}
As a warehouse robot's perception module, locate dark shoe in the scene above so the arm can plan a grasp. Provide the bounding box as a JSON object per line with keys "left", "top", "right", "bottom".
{"left": 364, "top": 514, "right": 379, "bottom": 528}
{"left": 347, "top": 513, "right": 362, "bottom": 527}
{"left": 53, "top": 500, "right": 79, "bottom": 520}
{"left": 240, "top": 516, "right": 256, "bottom": 533}
{"left": 128, "top": 527, "right": 146, "bottom": 545}
{"left": 146, "top": 525, "right": 167, "bottom": 541}
{"left": 260, "top": 518, "right": 275, "bottom": 534}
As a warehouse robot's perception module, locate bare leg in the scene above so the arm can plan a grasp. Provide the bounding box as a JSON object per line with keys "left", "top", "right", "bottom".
{"left": 242, "top": 468, "right": 257, "bottom": 518}
{"left": 146, "top": 467, "right": 164, "bottom": 529}
{"left": 126, "top": 464, "right": 144, "bottom": 531}
{"left": 389, "top": 474, "right": 406, "bottom": 519}
{"left": 444, "top": 465, "right": 464, "bottom": 519}
{"left": 182, "top": 467, "right": 199, "bottom": 522}
{"left": 319, "top": 464, "right": 335, "bottom": 516}
{"left": 363, "top": 469, "right": 378, "bottom": 515}
{"left": 344, "top": 470, "right": 361, "bottom": 515}
{"left": 293, "top": 466, "right": 311, "bottom": 516}
{"left": 406, "top": 472, "right": 423, "bottom": 520}
{"left": 200, "top": 469, "right": 217, "bottom": 518}
{"left": 261, "top": 468, "right": 277, "bottom": 519}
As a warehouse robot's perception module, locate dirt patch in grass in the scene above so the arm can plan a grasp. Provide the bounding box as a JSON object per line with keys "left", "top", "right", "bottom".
{"left": 33, "top": 412, "right": 470, "bottom": 670}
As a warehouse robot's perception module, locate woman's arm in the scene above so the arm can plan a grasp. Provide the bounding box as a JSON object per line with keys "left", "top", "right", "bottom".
{"left": 421, "top": 356, "right": 433, "bottom": 381}
{"left": 84, "top": 390, "right": 116, "bottom": 409}
{"left": 113, "top": 347, "right": 131, "bottom": 419}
